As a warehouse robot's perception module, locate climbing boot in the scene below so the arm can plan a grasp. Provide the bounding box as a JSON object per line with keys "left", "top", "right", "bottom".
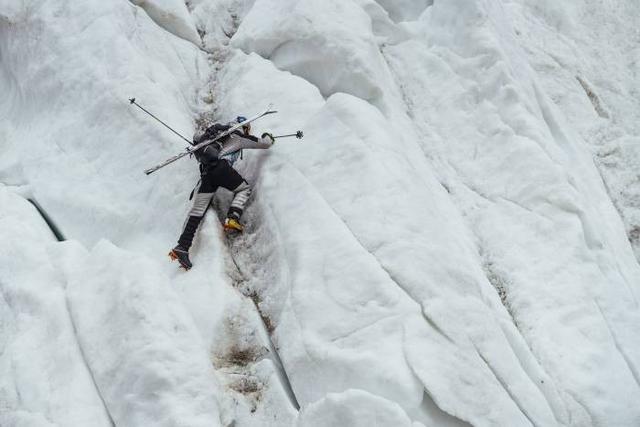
{"left": 224, "top": 217, "right": 244, "bottom": 232}
{"left": 169, "top": 245, "right": 192, "bottom": 270}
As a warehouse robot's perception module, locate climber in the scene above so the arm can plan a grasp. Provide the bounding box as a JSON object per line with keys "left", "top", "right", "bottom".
{"left": 169, "top": 116, "right": 275, "bottom": 270}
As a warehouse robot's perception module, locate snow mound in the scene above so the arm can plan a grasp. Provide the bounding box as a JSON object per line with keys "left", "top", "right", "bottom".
{"left": 371, "top": 0, "right": 431, "bottom": 23}
{"left": 130, "top": 0, "right": 201, "bottom": 46}
{"left": 297, "top": 389, "right": 417, "bottom": 427}
{"left": 0, "top": 186, "right": 112, "bottom": 427}
{"left": 231, "top": 0, "right": 388, "bottom": 101}
{"left": 65, "top": 240, "right": 223, "bottom": 426}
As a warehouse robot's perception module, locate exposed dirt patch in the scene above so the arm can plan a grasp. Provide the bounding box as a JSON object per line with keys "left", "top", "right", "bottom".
{"left": 211, "top": 315, "right": 269, "bottom": 369}
{"left": 229, "top": 375, "right": 261, "bottom": 394}
{"left": 228, "top": 375, "right": 264, "bottom": 413}
{"left": 211, "top": 315, "right": 270, "bottom": 414}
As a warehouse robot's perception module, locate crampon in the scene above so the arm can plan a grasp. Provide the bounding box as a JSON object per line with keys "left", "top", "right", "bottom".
{"left": 168, "top": 246, "right": 192, "bottom": 270}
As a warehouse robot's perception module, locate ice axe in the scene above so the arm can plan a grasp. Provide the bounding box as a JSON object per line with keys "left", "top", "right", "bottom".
{"left": 273, "top": 130, "right": 304, "bottom": 140}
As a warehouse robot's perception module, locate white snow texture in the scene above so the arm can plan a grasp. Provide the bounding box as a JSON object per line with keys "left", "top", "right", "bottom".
{"left": 1, "top": 0, "right": 639, "bottom": 426}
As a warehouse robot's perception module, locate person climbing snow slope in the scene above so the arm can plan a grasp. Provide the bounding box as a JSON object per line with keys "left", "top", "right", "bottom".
{"left": 169, "top": 116, "right": 275, "bottom": 270}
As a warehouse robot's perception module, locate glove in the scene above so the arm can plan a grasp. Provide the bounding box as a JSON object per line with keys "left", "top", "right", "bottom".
{"left": 261, "top": 132, "right": 275, "bottom": 143}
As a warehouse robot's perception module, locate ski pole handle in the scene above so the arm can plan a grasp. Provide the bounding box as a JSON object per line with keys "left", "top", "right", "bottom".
{"left": 273, "top": 130, "right": 304, "bottom": 140}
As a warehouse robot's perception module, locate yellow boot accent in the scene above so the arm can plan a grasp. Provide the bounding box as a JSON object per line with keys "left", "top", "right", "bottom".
{"left": 224, "top": 217, "right": 244, "bottom": 232}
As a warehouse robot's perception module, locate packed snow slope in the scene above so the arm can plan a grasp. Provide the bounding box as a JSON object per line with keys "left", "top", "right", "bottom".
{"left": 1, "top": 0, "right": 639, "bottom": 426}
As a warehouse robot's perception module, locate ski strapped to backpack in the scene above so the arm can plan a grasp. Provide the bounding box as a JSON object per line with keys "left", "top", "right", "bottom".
{"left": 143, "top": 104, "right": 277, "bottom": 175}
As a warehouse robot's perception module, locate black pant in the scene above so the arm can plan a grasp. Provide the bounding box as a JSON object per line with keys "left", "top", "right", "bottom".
{"left": 198, "top": 160, "right": 244, "bottom": 193}
{"left": 177, "top": 161, "right": 251, "bottom": 249}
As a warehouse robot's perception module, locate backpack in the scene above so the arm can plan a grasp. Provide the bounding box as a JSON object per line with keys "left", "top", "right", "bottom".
{"left": 193, "top": 123, "right": 230, "bottom": 166}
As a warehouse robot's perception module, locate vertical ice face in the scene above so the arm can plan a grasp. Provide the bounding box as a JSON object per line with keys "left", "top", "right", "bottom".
{"left": 1, "top": 0, "right": 639, "bottom": 426}
{"left": 226, "top": 0, "right": 640, "bottom": 425}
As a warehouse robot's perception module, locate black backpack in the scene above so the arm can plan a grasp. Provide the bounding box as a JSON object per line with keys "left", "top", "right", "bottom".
{"left": 193, "top": 123, "right": 230, "bottom": 166}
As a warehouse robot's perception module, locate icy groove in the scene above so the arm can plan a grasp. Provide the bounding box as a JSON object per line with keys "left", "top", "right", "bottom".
{"left": 594, "top": 300, "right": 640, "bottom": 389}
{"left": 189, "top": 5, "right": 303, "bottom": 416}
{"left": 329, "top": 314, "right": 403, "bottom": 344}
{"left": 258, "top": 195, "right": 322, "bottom": 409}
{"left": 63, "top": 292, "right": 116, "bottom": 426}
{"left": 245, "top": 287, "right": 302, "bottom": 412}
{"left": 241, "top": 284, "right": 302, "bottom": 412}
{"left": 27, "top": 199, "right": 66, "bottom": 242}
{"left": 253, "top": 295, "right": 302, "bottom": 412}
{"left": 475, "top": 349, "right": 537, "bottom": 427}
{"left": 420, "top": 308, "right": 455, "bottom": 345}
{"left": 564, "top": 389, "right": 594, "bottom": 427}
{"left": 201, "top": 56, "right": 302, "bottom": 420}
{"left": 217, "top": 205, "right": 302, "bottom": 413}
{"left": 495, "top": 321, "right": 569, "bottom": 426}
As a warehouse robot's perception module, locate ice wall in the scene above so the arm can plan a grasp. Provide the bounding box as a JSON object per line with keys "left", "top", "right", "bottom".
{"left": 1, "top": 0, "right": 639, "bottom": 426}
{"left": 226, "top": 0, "right": 640, "bottom": 425}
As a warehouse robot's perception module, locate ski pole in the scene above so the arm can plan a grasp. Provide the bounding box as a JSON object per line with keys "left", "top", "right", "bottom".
{"left": 129, "top": 98, "right": 194, "bottom": 146}
{"left": 273, "top": 130, "right": 304, "bottom": 140}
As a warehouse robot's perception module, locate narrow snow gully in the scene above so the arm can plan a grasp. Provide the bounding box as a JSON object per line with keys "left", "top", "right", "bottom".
{"left": 212, "top": 193, "right": 302, "bottom": 415}
{"left": 183, "top": 3, "right": 303, "bottom": 421}
{"left": 233, "top": 254, "right": 301, "bottom": 413}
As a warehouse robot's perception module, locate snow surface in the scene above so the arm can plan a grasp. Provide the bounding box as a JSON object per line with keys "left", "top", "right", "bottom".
{"left": 0, "top": 186, "right": 112, "bottom": 427}
{"left": 1, "top": 0, "right": 639, "bottom": 426}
